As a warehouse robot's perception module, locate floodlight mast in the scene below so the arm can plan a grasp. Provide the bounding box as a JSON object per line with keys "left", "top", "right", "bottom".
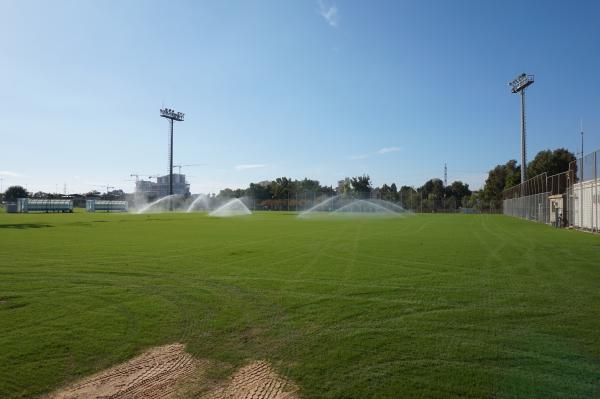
{"left": 160, "top": 108, "right": 185, "bottom": 210}
{"left": 509, "top": 73, "right": 534, "bottom": 184}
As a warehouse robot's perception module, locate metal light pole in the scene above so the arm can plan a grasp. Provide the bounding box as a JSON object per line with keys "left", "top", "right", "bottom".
{"left": 160, "top": 108, "right": 185, "bottom": 210}
{"left": 509, "top": 73, "right": 534, "bottom": 184}
{"left": 580, "top": 126, "right": 584, "bottom": 228}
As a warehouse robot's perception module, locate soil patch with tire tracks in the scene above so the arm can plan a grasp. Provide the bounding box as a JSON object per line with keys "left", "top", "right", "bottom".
{"left": 46, "top": 344, "right": 299, "bottom": 399}
{"left": 202, "top": 360, "right": 298, "bottom": 399}
{"left": 47, "top": 343, "right": 203, "bottom": 399}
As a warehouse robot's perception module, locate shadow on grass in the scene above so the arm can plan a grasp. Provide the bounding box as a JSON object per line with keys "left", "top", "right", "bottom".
{"left": 0, "top": 223, "right": 54, "bottom": 229}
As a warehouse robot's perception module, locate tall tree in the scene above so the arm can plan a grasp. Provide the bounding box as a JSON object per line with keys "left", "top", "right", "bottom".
{"left": 269, "top": 177, "right": 293, "bottom": 199}
{"left": 482, "top": 160, "right": 520, "bottom": 208}
{"left": 350, "top": 175, "right": 372, "bottom": 196}
{"left": 420, "top": 179, "right": 444, "bottom": 200}
{"left": 246, "top": 183, "right": 270, "bottom": 201}
{"left": 527, "top": 148, "right": 575, "bottom": 178}
{"left": 390, "top": 183, "right": 398, "bottom": 201}
{"left": 4, "top": 186, "right": 28, "bottom": 202}
{"left": 504, "top": 160, "right": 521, "bottom": 188}
{"left": 337, "top": 178, "right": 352, "bottom": 196}
{"left": 447, "top": 181, "right": 471, "bottom": 206}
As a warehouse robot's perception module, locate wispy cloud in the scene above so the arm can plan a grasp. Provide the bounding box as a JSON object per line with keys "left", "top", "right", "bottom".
{"left": 0, "top": 170, "right": 21, "bottom": 177}
{"left": 235, "top": 164, "right": 267, "bottom": 171}
{"left": 377, "top": 146, "right": 402, "bottom": 154}
{"left": 348, "top": 146, "right": 402, "bottom": 160}
{"left": 318, "top": 0, "right": 339, "bottom": 28}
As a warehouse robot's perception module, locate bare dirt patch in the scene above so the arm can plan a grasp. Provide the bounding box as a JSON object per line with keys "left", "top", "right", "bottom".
{"left": 202, "top": 360, "right": 299, "bottom": 399}
{"left": 46, "top": 343, "right": 299, "bottom": 399}
{"left": 47, "top": 343, "right": 203, "bottom": 399}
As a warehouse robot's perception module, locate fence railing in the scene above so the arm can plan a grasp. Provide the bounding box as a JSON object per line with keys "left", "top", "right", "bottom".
{"left": 503, "top": 172, "right": 558, "bottom": 224}
{"left": 503, "top": 193, "right": 550, "bottom": 223}
{"left": 503, "top": 147, "right": 600, "bottom": 230}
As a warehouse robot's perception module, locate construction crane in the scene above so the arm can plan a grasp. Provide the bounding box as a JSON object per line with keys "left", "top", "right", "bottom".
{"left": 131, "top": 174, "right": 161, "bottom": 181}
{"left": 172, "top": 163, "right": 206, "bottom": 174}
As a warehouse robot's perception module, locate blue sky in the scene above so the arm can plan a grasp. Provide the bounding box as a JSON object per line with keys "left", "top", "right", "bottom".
{"left": 1, "top": 0, "right": 599, "bottom": 194}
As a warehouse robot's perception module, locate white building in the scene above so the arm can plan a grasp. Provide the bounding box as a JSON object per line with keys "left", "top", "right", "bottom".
{"left": 135, "top": 174, "right": 190, "bottom": 198}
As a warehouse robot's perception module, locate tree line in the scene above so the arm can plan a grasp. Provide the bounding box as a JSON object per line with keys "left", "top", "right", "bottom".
{"left": 481, "top": 148, "right": 575, "bottom": 209}
{"left": 1, "top": 147, "right": 575, "bottom": 212}
{"left": 212, "top": 175, "right": 475, "bottom": 212}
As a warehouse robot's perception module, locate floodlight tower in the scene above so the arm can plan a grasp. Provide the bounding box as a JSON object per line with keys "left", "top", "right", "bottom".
{"left": 509, "top": 73, "right": 534, "bottom": 184}
{"left": 160, "top": 108, "right": 185, "bottom": 210}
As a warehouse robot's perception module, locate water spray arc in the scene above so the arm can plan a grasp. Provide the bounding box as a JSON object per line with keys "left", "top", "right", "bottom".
{"left": 298, "top": 196, "right": 411, "bottom": 218}
{"left": 137, "top": 194, "right": 178, "bottom": 214}
{"left": 186, "top": 194, "right": 210, "bottom": 213}
{"left": 209, "top": 198, "right": 252, "bottom": 217}
{"left": 160, "top": 108, "right": 185, "bottom": 210}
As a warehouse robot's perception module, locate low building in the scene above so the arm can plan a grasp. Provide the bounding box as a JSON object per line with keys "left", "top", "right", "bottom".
{"left": 16, "top": 198, "right": 73, "bottom": 213}
{"left": 86, "top": 200, "right": 129, "bottom": 212}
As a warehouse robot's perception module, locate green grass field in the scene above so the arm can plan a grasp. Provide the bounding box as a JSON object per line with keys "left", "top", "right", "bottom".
{"left": 1, "top": 211, "right": 599, "bottom": 398}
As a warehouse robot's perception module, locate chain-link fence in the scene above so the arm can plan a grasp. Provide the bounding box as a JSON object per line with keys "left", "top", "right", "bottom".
{"left": 503, "top": 173, "right": 553, "bottom": 223}
{"left": 505, "top": 148, "right": 600, "bottom": 229}
{"left": 567, "top": 148, "right": 600, "bottom": 231}
{"left": 503, "top": 193, "right": 550, "bottom": 223}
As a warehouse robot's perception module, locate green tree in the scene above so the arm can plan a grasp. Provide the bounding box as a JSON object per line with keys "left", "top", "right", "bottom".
{"left": 482, "top": 160, "right": 520, "bottom": 209}
{"left": 246, "top": 182, "right": 270, "bottom": 201}
{"left": 504, "top": 160, "right": 521, "bottom": 188}
{"left": 350, "top": 175, "right": 372, "bottom": 197}
{"left": 269, "top": 177, "right": 293, "bottom": 200}
{"left": 447, "top": 181, "right": 471, "bottom": 208}
{"left": 337, "top": 178, "right": 352, "bottom": 196}
{"left": 4, "top": 185, "right": 28, "bottom": 202}
{"left": 527, "top": 148, "right": 575, "bottom": 178}
{"left": 420, "top": 179, "right": 444, "bottom": 202}
{"left": 379, "top": 183, "right": 392, "bottom": 201}
{"left": 390, "top": 183, "right": 398, "bottom": 201}
{"left": 399, "top": 185, "right": 418, "bottom": 210}
{"left": 217, "top": 188, "right": 235, "bottom": 198}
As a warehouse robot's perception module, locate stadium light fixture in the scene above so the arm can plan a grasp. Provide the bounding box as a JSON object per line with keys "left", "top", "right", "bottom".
{"left": 508, "top": 73, "right": 534, "bottom": 184}
{"left": 160, "top": 107, "right": 185, "bottom": 210}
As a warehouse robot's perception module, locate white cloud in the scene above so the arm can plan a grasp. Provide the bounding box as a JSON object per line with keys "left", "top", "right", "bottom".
{"left": 318, "top": 0, "right": 339, "bottom": 27}
{"left": 349, "top": 146, "right": 402, "bottom": 160}
{"left": 349, "top": 154, "right": 369, "bottom": 160}
{"left": 0, "top": 170, "right": 21, "bottom": 177}
{"left": 377, "top": 147, "right": 402, "bottom": 154}
{"left": 235, "top": 164, "right": 267, "bottom": 171}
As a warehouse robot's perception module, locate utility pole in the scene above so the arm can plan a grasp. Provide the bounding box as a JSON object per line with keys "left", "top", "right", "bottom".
{"left": 580, "top": 124, "right": 584, "bottom": 228}
{"left": 581, "top": 125, "right": 584, "bottom": 163}
{"left": 509, "top": 73, "right": 535, "bottom": 184}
